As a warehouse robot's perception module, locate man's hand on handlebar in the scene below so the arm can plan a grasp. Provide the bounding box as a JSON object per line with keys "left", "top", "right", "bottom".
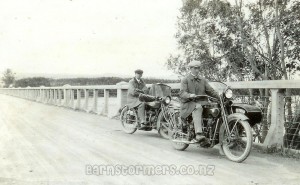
{"left": 156, "top": 97, "right": 163, "bottom": 101}
{"left": 209, "top": 97, "right": 219, "bottom": 102}
{"left": 189, "top": 94, "right": 196, "bottom": 98}
{"left": 135, "top": 89, "right": 144, "bottom": 93}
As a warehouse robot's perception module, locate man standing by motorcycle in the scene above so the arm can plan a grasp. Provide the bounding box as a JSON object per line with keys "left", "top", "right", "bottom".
{"left": 127, "top": 69, "right": 149, "bottom": 128}
{"left": 179, "top": 61, "right": 219, "bottom": 142}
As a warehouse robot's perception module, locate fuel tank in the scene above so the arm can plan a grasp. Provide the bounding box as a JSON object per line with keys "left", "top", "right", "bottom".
{"left": 145, "top": 101, "right": 161, "bottom": 109}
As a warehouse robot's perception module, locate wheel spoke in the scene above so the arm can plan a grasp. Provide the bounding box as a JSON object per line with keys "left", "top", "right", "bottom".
{"left": 120, "top": 109, "right": 138, "bottom": 134}
{"left": 229, "top": 119, "right": 239, "bottom": 136}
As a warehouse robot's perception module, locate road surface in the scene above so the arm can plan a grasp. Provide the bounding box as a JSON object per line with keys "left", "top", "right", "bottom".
{"left": 0, "top": 94, "right": 299, "bottom": 185}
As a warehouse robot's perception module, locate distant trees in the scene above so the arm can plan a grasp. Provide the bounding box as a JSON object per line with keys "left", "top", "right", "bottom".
{"left": 15, "top": 77, "right": 51, "bottom": 87}
{"left": 51, "top": 77, "right": 128, "bottom": 86}
{"left": 2, "top": 69, "right": 16, "bottom": 88}
{"left": 11, "top": 77, "right": 178, "bottom": 87}
{"left": 50, "top": 77, "right": 179, "bottom": 86}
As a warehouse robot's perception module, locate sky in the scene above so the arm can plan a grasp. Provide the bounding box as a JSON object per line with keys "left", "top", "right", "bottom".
{"left": 0, "top": 0, "right": 182, "bottom": 79}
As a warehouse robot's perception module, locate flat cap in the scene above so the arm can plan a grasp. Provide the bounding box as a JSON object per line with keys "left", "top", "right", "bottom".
{"left": 188, "top": 60, "right": 201, "bottom": 67}
{"left": 134, "top": 69, "right": 143, "bottom": 74}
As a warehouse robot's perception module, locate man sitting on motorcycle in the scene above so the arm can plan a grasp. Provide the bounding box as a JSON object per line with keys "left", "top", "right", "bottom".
{"left": 127, "top": 69, "right": 149, "bottom": 128}
{"left": 179, "top": 60, "right": 219, "bottom": 142}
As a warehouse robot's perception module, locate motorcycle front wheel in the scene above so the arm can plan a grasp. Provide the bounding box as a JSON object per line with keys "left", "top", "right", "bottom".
{"left": 120, "top": 107, "right": 138, "bottom": 134}
{"left": 219, "top": 119, "right": 252, "bottom": 163}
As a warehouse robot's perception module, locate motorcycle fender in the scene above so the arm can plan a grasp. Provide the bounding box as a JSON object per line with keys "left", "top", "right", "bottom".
{"left": 119, "top": 105, "right": 128, "bottom": 114}
{"left": 227, "top": 113, "right": 249, "bottom": 123}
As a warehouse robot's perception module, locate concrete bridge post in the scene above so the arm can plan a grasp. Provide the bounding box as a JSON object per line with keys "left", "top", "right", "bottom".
{"left": 34, "top": 90, "right": 37, "bottom": 101}
{"left": 63, "top": 85, "right": 71, "bottom": 107}
{"left": 101, "top": 89, "right": 109, "bottom": 116}
{"left": 263, "top": 89, "right": 285, "bottom": 149}
{"left": 46, "top": 89, "right": 49, "bottom": 103}
{"left": 53, "top": 89, "right": 57, "bottom": 105}
{"left": 70, "top": 89, "right": 74, "bottom": 109}
{"left": 92, "top": 89, "right": 98, "bottom": 113}
{"left": 49, "top": 89, "right": 54, "bottom": 104}
{"left": 75, "top": 89, "right": 81, "bottom": 110}
{"left": 58, "top": 89, "right": 62, "bottom": 106}
{"left": 63, "top": 89, "right": 68, "bottom": 106}
{"left": 116, "top": 82, "right": 128, "bottom": 115}
{"left": 42, "top": 89, "right": 47, "bottom": 103}
{"left": 84, "top": 89, "right": 89, "bottom": 112}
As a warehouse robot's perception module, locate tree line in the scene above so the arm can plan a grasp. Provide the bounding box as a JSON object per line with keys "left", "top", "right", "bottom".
{"left": 1, "top": 70, "right": 179, "bottom": 88}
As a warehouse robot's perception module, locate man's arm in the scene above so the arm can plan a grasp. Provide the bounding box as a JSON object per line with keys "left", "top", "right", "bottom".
{"left": 179, "top": 77, "right": 192, "bottom": 101}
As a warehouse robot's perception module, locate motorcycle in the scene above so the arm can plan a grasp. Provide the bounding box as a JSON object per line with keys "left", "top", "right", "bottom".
{"left": 120, "top": 83, "right": 176, "bottom": 139}
{"left": 168, "top": 81, "right": 262, "bottom": 163}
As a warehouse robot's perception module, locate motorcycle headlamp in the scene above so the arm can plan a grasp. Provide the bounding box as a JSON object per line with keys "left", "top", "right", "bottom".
{"left": 164, "top": 96, "right": 171, "bottom": 105}
{"left": 225, "top": 89, "right": 233, "bottom": 99}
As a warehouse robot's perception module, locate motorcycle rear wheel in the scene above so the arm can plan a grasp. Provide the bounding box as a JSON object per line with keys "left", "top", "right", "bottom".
{"left": 157, "top": 111, "right": 170, "bottom": 139}
{"left": 120, "top": 107, "right": 138, "bottom": 134}
{"left": 170, "top": 111, "right": 190, "bottom": 151}
{"left": 171, "top": 131, "right": 190, "bottom": 151}
{"left": 219, "top": 119, "right": 252, "bottom": 163}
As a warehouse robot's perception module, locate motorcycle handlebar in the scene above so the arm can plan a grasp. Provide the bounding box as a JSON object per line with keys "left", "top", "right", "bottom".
{"left": 138, "top": 93, "right": 168, "bottom": 103}
{"left": 139, "top": 94, "right": 165, "bottom": 102}
{"left": 188, "top": 95, "right": 219, "bottom": 102}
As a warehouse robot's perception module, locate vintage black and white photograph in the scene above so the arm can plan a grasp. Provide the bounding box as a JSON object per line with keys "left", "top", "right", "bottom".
{"left": 0, "top": 0, "right": 299, "bottom": 184}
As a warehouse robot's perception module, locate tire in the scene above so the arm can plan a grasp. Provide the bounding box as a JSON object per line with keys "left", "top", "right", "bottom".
{"left": 169, "top": 111, "right": 190, "bottom": 151}
{"left": 120, "top": 107, "right": 138, "bottom": 134}
{"left": 157, "top": 111, "right": 170, "bottom": 139}
{"left": 219, "top": 119, "right": 252, "bottom": 163}
{"left": 171, "top": 132, "right": 190, "bottom": 151}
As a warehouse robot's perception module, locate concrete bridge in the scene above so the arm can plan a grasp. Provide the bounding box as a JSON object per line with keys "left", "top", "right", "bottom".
{"left": 1, "top": 80, "right": 300, "bottom": 148}
{"left": 0, "top": 80, "right": 299, "bottom": 184}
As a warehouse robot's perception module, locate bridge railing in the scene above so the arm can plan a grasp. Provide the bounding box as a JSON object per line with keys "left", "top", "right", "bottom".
{"left": 0, "top": 83, "right": 125, "bottom": 117}
{"left": 0, "top": 80, "right": 300, "bottom": 153}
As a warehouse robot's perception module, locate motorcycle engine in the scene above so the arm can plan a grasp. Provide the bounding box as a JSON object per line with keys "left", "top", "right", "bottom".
{"left": 146, "top": 110, "right": 156, "bottom": 123}
{"left": 202, "top": 118, "right": 213, "bottom": 135}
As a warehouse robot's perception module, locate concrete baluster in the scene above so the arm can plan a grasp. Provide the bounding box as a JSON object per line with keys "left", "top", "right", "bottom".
{"left": 101, "top": 89, "right": 109, "bottom": 116}
{"left": 92, "top": 89, "right": 98, "bottom": 113}
{"left": 75, "top": 89, "right": 81, "bottom": 110}
{"left": 84, "top": 89, "right": 89, "bottom": 112}
{"left": 70, "top": 89, "right": 74, "bottom": 108}
{"left": 58, "top": 89, "right": 62, "bottom": 106}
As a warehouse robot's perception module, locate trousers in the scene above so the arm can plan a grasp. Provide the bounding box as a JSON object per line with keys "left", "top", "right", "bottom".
{"left": 192, "top": 103, "right": 203, "bottom": 134}
{"left": 137, "top": 102, "right": 146, "bottom": 123}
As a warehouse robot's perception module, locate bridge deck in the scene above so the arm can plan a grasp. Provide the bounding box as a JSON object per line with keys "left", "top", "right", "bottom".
{"left": 0, "top": 94, "right": 299, "bottom": 185}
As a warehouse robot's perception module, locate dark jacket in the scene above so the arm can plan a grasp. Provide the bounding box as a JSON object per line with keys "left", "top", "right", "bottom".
{"left": 127, "top": 77, "right": 149, "bottom": 108}
{"left": 179, "top": 74, "right": 219, "bottom": 118}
